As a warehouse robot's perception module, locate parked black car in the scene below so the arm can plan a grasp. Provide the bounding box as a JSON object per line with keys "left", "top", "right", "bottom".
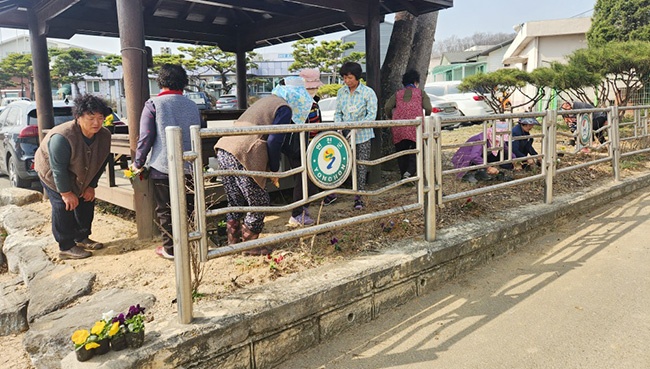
{"left": 0, "top": 100, "right": 74, "bottom": 188}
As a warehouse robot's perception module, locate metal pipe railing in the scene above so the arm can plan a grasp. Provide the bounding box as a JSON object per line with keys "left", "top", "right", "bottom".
{"left": 165, "top": 104, "right": 650, "bottom": 324}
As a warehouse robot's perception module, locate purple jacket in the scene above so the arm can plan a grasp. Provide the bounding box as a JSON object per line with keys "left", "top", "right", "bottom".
{"left": 452, "top": 132, "right": 486, "bottom": 174}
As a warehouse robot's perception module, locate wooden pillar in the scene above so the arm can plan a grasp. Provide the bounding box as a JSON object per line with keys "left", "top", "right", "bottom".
{"left": 27, "top": 9, "right": 54, "bottom": 140}
{"left": 366, "top": 0, "right": 382, "bottom": 184}
{"left": 235, "top": 49, "right": 247, "bottom": 109}
{"left": 116, "top": 0, "right": 155, "bottom": 239}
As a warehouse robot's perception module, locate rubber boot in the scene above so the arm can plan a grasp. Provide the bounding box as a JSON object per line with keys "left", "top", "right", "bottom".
{"left": 226, "top": 219, "right": 241, "bottom": 245}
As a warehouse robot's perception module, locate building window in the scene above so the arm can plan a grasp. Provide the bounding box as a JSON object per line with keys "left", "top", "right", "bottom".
{"left": 87, "top": 81, "right": 100, "bottom": 93}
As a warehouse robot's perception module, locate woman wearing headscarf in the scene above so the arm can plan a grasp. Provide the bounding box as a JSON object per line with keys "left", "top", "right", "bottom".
{"left": 214, "top": 77, "right": 311, "bottom": 255}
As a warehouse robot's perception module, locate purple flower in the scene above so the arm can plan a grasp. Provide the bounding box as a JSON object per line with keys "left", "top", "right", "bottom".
{"left": 126, "top": 304, "right": 145, "bottom": 319}
{"left": 330, "top": 237, "right": 338, "bottom": 245}
{"left": 112, "top": 313, "right": 125, "bottom": 324}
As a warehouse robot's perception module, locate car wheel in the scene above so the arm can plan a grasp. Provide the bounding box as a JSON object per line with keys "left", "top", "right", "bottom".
{"left": 8, "top": 155, "right": 30, "bottom": 188}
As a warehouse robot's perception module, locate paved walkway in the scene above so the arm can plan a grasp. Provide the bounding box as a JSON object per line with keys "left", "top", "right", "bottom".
{"left": 282, "top": 188, "right": 650, "bottom": 369}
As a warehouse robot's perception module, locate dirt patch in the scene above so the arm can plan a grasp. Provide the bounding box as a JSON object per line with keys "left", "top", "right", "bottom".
{"left": 2, "top": 127, "right": 650, "bottom": 368}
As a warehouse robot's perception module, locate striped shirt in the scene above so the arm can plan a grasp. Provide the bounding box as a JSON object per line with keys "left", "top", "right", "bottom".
{"left": 334, "top": 83, "right": 378, "bottom": 144}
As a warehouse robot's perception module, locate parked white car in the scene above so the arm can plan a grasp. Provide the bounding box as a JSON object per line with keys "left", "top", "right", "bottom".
{"left": 319, "top": 94, "right": 461, "bottom": 129}
{"left": 424, "top": 81, "right": 493, "bottom": 123}
{"left": 318, "top": 97, "right": 336, "bottom": 122}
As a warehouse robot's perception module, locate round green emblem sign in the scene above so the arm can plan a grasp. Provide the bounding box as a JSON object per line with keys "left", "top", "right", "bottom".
{"left": 306, "top": 132, "right": 352, "bottom": 189}
{"left": 577, "top": 113, "right": 592, "bottom": 146}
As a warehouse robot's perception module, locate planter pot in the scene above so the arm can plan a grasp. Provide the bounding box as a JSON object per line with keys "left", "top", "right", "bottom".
{"left": 217, "top": 225, "right": 227, "bottom": 237}
{"left": 95, "top": 338, "right": 110, "bottom": 355}
{"left": 126, "top": 330, "right": 144, "bottom": 348}
{"left": 111, "top": 335, "right": 127, "bottom": 351}
{"left": 75, "top": 346, "right": 94, "bottom": 362}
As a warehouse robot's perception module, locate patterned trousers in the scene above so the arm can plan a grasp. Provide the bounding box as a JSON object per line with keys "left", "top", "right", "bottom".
{"left": 356, "top": 140, "right": 372, "bottom": 190}
{"left": 216, "top": 149, "right": 269, "bottom": 234}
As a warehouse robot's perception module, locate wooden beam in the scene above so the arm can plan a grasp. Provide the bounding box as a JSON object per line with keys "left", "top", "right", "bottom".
{"left": 0, "top": 10, "right": 28, "bottom": 29}
{"left": 116, "top": 0, "right": 156, "bottom": 239}
{"left": 245, "top": 11, "right": 350, "bottom": 44}
{"left": 34, "top": 0, "right": 80, "bottom": 36}
{"left": 391, "top": 0, "right": 419, "bottom": 15}
{"left": 143, "top": 15, "right": 232, "bottom": 35}
{"left": 185, "top": 0, "right": 293, "bottom": 16}
{"left": 27, "top": 7, "right": 54, "bottom": 142}
{"left": 282, "top": 0, "right": 365, "bottom": 13}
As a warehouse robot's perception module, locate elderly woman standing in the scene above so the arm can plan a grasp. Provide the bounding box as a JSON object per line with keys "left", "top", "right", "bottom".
{"left": 215, "top": 77, "right": 311, "bottom": 255}
{"left": 34, "top": 94, "right": 112, "bottom": 259}
{"left": 384, "top": 69, "right": 432, "bottom": 180}
{"left": 130, "top": 64, "right": 202, "bottom": 260}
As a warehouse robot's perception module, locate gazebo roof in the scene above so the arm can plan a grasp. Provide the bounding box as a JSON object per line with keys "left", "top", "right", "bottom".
{"left": 0, "top": 0, "right": 452, "bottom": 52}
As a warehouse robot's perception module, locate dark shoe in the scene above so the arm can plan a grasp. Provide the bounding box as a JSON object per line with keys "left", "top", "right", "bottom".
{"left": 155, "top": 246, "right": 174, "bottom": 260}
{"left": 226, "top": 219, "right": 241, "bottom": 245}
{"left": 353, "top": 196, "right": 365, "bottom": 210}
{"left": 323, "top": 194, "right": 337, "bottom": 205}
{"left": 76, "top": 238, "right": 104, "bottom": 250}
{"left": 495, "top": 172, "right": 514, "bottom": 181}
{"left": 474, "top": 169, "right": 491, "bottom": 181}
{"left": 60, "top": 246, "right": 92, "bottom": 260}
{"left": 461, "top": 172, "right": 478, "bottom": 184}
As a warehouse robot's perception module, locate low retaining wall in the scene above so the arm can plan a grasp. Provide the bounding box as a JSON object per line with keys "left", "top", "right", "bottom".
{"left": 63, "top": 174, "right": 650, "bottom": 369}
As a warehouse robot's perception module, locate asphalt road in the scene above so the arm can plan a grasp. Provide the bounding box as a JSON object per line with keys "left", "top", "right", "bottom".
{"left": 282, "top": 188, "right": 650, "bottom": 369}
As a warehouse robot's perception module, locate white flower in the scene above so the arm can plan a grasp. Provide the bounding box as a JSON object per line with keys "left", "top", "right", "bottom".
{"left": 102, "top": 310, "right": 116, "bottom": 322}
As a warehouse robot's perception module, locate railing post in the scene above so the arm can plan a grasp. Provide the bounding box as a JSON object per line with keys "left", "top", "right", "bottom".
{"left": 166, "top": 126, "right": 193, "bottom": 324}
{"left": 544, "top": 109, "right": 556, "bottom": 204}
{"left": 191, "top": 125, "right": 208, "bottom": 262}
{"left": 611, "top": 105, "right": 621, "bottom": 181}
{"left": 424, "top": 116, "right": 437, "bottom": 241}
{"left": 415, "top": 116, "right": 424, "bottom": 208}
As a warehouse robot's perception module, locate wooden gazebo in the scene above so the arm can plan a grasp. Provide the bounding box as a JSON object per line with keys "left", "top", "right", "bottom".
{"left": 0, "top": 0, "right": 453, "bottom": 238}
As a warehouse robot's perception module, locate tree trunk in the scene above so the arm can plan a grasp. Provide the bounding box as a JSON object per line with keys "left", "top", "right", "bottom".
{"left": 407, "top": 12, "right": 439, "bottom": 86}
{"left": 380, "top": 11, "right": 417, "bottom": 120}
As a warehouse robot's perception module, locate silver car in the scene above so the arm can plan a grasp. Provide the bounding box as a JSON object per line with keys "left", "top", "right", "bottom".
{"left": 215, "top": 94, "right": 238, "bottom": 110}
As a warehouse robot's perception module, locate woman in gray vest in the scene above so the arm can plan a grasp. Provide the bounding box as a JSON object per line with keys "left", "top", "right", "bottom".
{"left": 34, "top": 94, "right": 112, "bottom": 260}
{"left": 215, "top": 83, "right": 311, "bottom": 255}
{"left": 130, "top": 64, "right": 202, "bottom": 260}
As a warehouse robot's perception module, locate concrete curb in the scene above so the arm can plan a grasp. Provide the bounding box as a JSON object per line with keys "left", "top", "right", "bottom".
{"left": 58, "top": 173, "right": 650, "bottom": 369}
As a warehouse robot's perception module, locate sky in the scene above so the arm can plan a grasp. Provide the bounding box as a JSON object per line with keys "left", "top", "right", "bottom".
{"left": 0, "top": 0, "right": 596, "bottom": 55}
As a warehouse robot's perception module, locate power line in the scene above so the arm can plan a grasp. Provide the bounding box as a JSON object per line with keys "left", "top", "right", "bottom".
{"left": 570, "top": 8, "right": 594, "bottom": 18}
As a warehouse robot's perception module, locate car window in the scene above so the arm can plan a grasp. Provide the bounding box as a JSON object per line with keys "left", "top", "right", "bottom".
{"left": 0, "top": 107, "right": 10, "bottom": 126}
{"left": 318, "top": 98, "right": 335, "bottom": 110}
{"left": 6, "top": 107, "right": 20, "bottom": 127}
{"left": 27, "top": 107, "right": 74, "bottom": 126}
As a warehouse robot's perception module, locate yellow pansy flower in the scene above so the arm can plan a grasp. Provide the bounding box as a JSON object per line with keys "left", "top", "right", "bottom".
{"left": 71, "top": 330, "right": 90, "bottom": 345}
{"left": 90, "top": 321, "right": 106, "bottom": 335}
{"left": 108, "top": 322, "right": 120, "bottom": 337}
{"left": 85, "top": 342, "right": 100, "bottom": 350}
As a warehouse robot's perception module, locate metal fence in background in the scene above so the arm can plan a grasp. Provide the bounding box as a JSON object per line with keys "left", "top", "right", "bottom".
{"left": 166, "top": 104, "right": 650, "bottom": 323}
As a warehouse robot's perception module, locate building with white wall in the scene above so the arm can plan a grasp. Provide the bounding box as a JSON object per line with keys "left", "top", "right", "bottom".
{"left": 502, "top": 17, "right": 591, "bottom": 71}
{"left": 502, "top": 17, "right": 592, "bottom": 109}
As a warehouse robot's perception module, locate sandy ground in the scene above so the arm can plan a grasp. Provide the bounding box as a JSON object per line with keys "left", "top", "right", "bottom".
{"left": 1, "top": 124, "right": 647, "bottom": 369}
